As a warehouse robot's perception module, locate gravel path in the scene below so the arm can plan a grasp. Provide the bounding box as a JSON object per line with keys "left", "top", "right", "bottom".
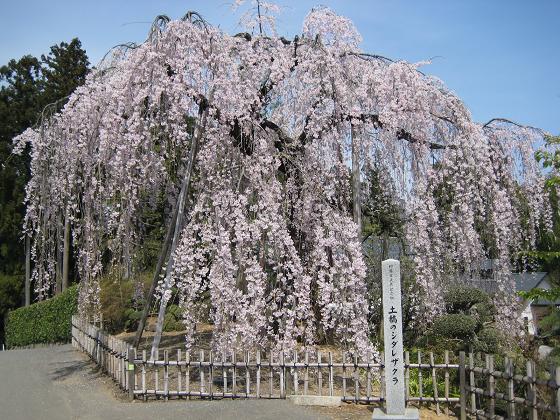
{"left": 0, "top": 345, "right": 328, "bottom": 420}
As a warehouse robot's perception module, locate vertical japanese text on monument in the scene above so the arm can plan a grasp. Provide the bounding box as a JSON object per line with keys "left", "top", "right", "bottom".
{"left": 381, "top": 259, "right": 406, "bottom": 415}
{"left": 388, "top": 305, "right": 399, "bottom": 385}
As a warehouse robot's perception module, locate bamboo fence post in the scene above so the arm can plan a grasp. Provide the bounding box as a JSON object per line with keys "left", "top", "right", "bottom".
{"left": 459, "top": 351, "right": 467, "bottom": 420}
{"left": 555, "top": 366, "right": 560, "bottom": 420}
{"left": 256, "top": 350, "right": 261, "bottom": 398}
{"left": 246, "top": 351, "right": 250, "bottom": 397}
{"left": 486, "top": 354, "right": 495, "bottom": 418}
{"left": 418, "top": 351, "right": 423, "bottom": 404}
{"left": 430, "top": 351, "right": 440, "bottom": 415}
{"left": 527, "top": 360, "right": 537, "bottom": 420}
{"left": 318, "top": 351, "right": 323, "bottom": 397}
{"left": 177, "top": 349, "right": 182, "bottom": 396}
{"left": 209, "top": 351, "right": 214, "bottom": 400}
{"left": 354, "top": 353, "right": 359, "bottom": 402}
{"left": 280, "top": 352, "right": 285, "bottom": 399}
{"left": 469, "top": 352, "right": 476, "bottom": 414}
{"left": 444, "top": 350, "right": 450, "bottom": 416}
{"left": 293, "top": 351, "right": 298, "bottom": 395}
{"left": 404, "top": 351, "right": 410, "bottom": 404}
{"left": 122, "top": 342, "right": 126, "bottom": 389}
{"left": 366, "top": 351, "right": 371, "bottom": 402}
{"left": 155, "top": 348, "right": 159, "bottom": 396}
{"left": 223, "top": 352, "right": 227, "bottom": 397}
{"left": 200, "top": 350, "right": 205, "bottom": 397}
{"left": 505, "top": 356, "right": 515, "bottom": 419}
{"left": 342, "top": 351, "right": 347, "bottom": 399}
{"left": 269, "top": 353, "right": 273, "bottom": 398}
{"left": 304, "top": 350, "right": 309, "bottom": 396}
{"left": 328, "top": 352, "right": 334, "bottom": 397}
{"left": 164, "top": 350, "right": 169, "bottom": 401}
{"left": 380, "top": 351, "right": 385, "bottom": 403}
{"left": 232, "top": 351, "right": 237, "bottom": 398}
{"left": 186, "top": 350, "right": 191, "bottom": 399}
{"left": 142, "top": 350, "right": 147, "bottom": 401}
{"left": 127, "top": 347, "right": 135, "bottom": 401}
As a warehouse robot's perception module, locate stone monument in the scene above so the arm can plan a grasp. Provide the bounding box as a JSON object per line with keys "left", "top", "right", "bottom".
{"left": 372, "top": 259, "right": 419, "bottom": 419}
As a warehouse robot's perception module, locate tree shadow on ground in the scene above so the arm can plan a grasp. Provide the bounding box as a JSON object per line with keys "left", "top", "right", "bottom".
{"left": 49, "top": 357, "right": 105, "bottom": 382}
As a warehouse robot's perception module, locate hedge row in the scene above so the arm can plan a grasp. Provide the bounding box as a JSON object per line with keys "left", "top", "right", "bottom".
{"left": 5, "top": 285, "right": 78, "bottom": 348}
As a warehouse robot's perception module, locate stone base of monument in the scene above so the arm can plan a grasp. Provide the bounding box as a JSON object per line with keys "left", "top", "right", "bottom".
{"left": 287, "top": 395, "right": 342, "bottom": 406}
{"left": 372, "top": 407, "right": 420, "bottom": 419}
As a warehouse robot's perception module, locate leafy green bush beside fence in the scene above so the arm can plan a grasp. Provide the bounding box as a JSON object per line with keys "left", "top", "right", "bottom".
{"left": 5, "top": 285, "right": 78, "bottom": 347}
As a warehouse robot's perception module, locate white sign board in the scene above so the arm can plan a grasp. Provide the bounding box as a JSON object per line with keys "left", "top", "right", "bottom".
{"left": 381, "top": 259, "right": 405, "bottom": 415}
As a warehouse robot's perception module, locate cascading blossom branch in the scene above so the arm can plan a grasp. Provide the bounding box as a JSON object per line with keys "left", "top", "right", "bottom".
{"left": 15, "top": 7, "right": 550, "bottom": 354}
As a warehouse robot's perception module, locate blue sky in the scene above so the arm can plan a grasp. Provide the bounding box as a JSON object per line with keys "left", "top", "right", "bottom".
{"left": 1, "top": 0, "right": 558, "bottom": 133}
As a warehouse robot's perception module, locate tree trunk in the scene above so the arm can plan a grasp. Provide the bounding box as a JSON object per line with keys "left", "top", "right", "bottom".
{"left": 351, "top": 124, "right": 362, "bottom": 236}
{"left": 25, "top": 235, "right": 31, "bottom": 306}
{"left": 62, "top": 214, "right": 70, "bottom": 291}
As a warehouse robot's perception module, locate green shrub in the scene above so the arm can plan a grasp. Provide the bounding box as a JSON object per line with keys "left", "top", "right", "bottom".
{"left": 163, "top": 304, "right": 184, "bottom": 332}
{"left": 99, "top": 271, "right": 151, "bottom": 333}
{"left": 0, "top": 273, "right": 23, "bottom": 343}
{"left": 444, "top": 285, "right": 490, "bottom": 313}
{"left": 5, "top": 285, "right": 78, "bottom": 347}
{"left": 431, "top": 313, "right": 477, "bottom": 338}
{"left": 473, "top": 327, "right": 501, "bottom": 353}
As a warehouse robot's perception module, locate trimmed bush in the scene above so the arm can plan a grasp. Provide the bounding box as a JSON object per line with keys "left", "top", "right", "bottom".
{"left": 431, "top": 313, "right": 477, "bottom": 338}
{"left": 473, "top": 327, "right": 501, "bottom": 353}
{"left": 0, "top": 273, "right": 23, "bottom": 343}
{"left": 5, "top": 285, "right": 78, "bottom": 348}
{"left": 444, "top": 285, "right": 490, "bottom": 313}
{"left": 163, "top": 304, "right": 184, "bottom": 332}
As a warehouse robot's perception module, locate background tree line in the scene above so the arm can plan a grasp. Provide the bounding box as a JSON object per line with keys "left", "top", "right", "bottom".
{"left": 0, "top": 38, "right": 89, "bottom": 341}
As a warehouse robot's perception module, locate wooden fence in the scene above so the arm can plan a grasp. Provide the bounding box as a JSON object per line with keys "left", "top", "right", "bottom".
{"left": 72, "top": 315, "right": 559, "bottom": 419}
{"left": 459, "top": 352, "right": 560, "bottom": 420}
